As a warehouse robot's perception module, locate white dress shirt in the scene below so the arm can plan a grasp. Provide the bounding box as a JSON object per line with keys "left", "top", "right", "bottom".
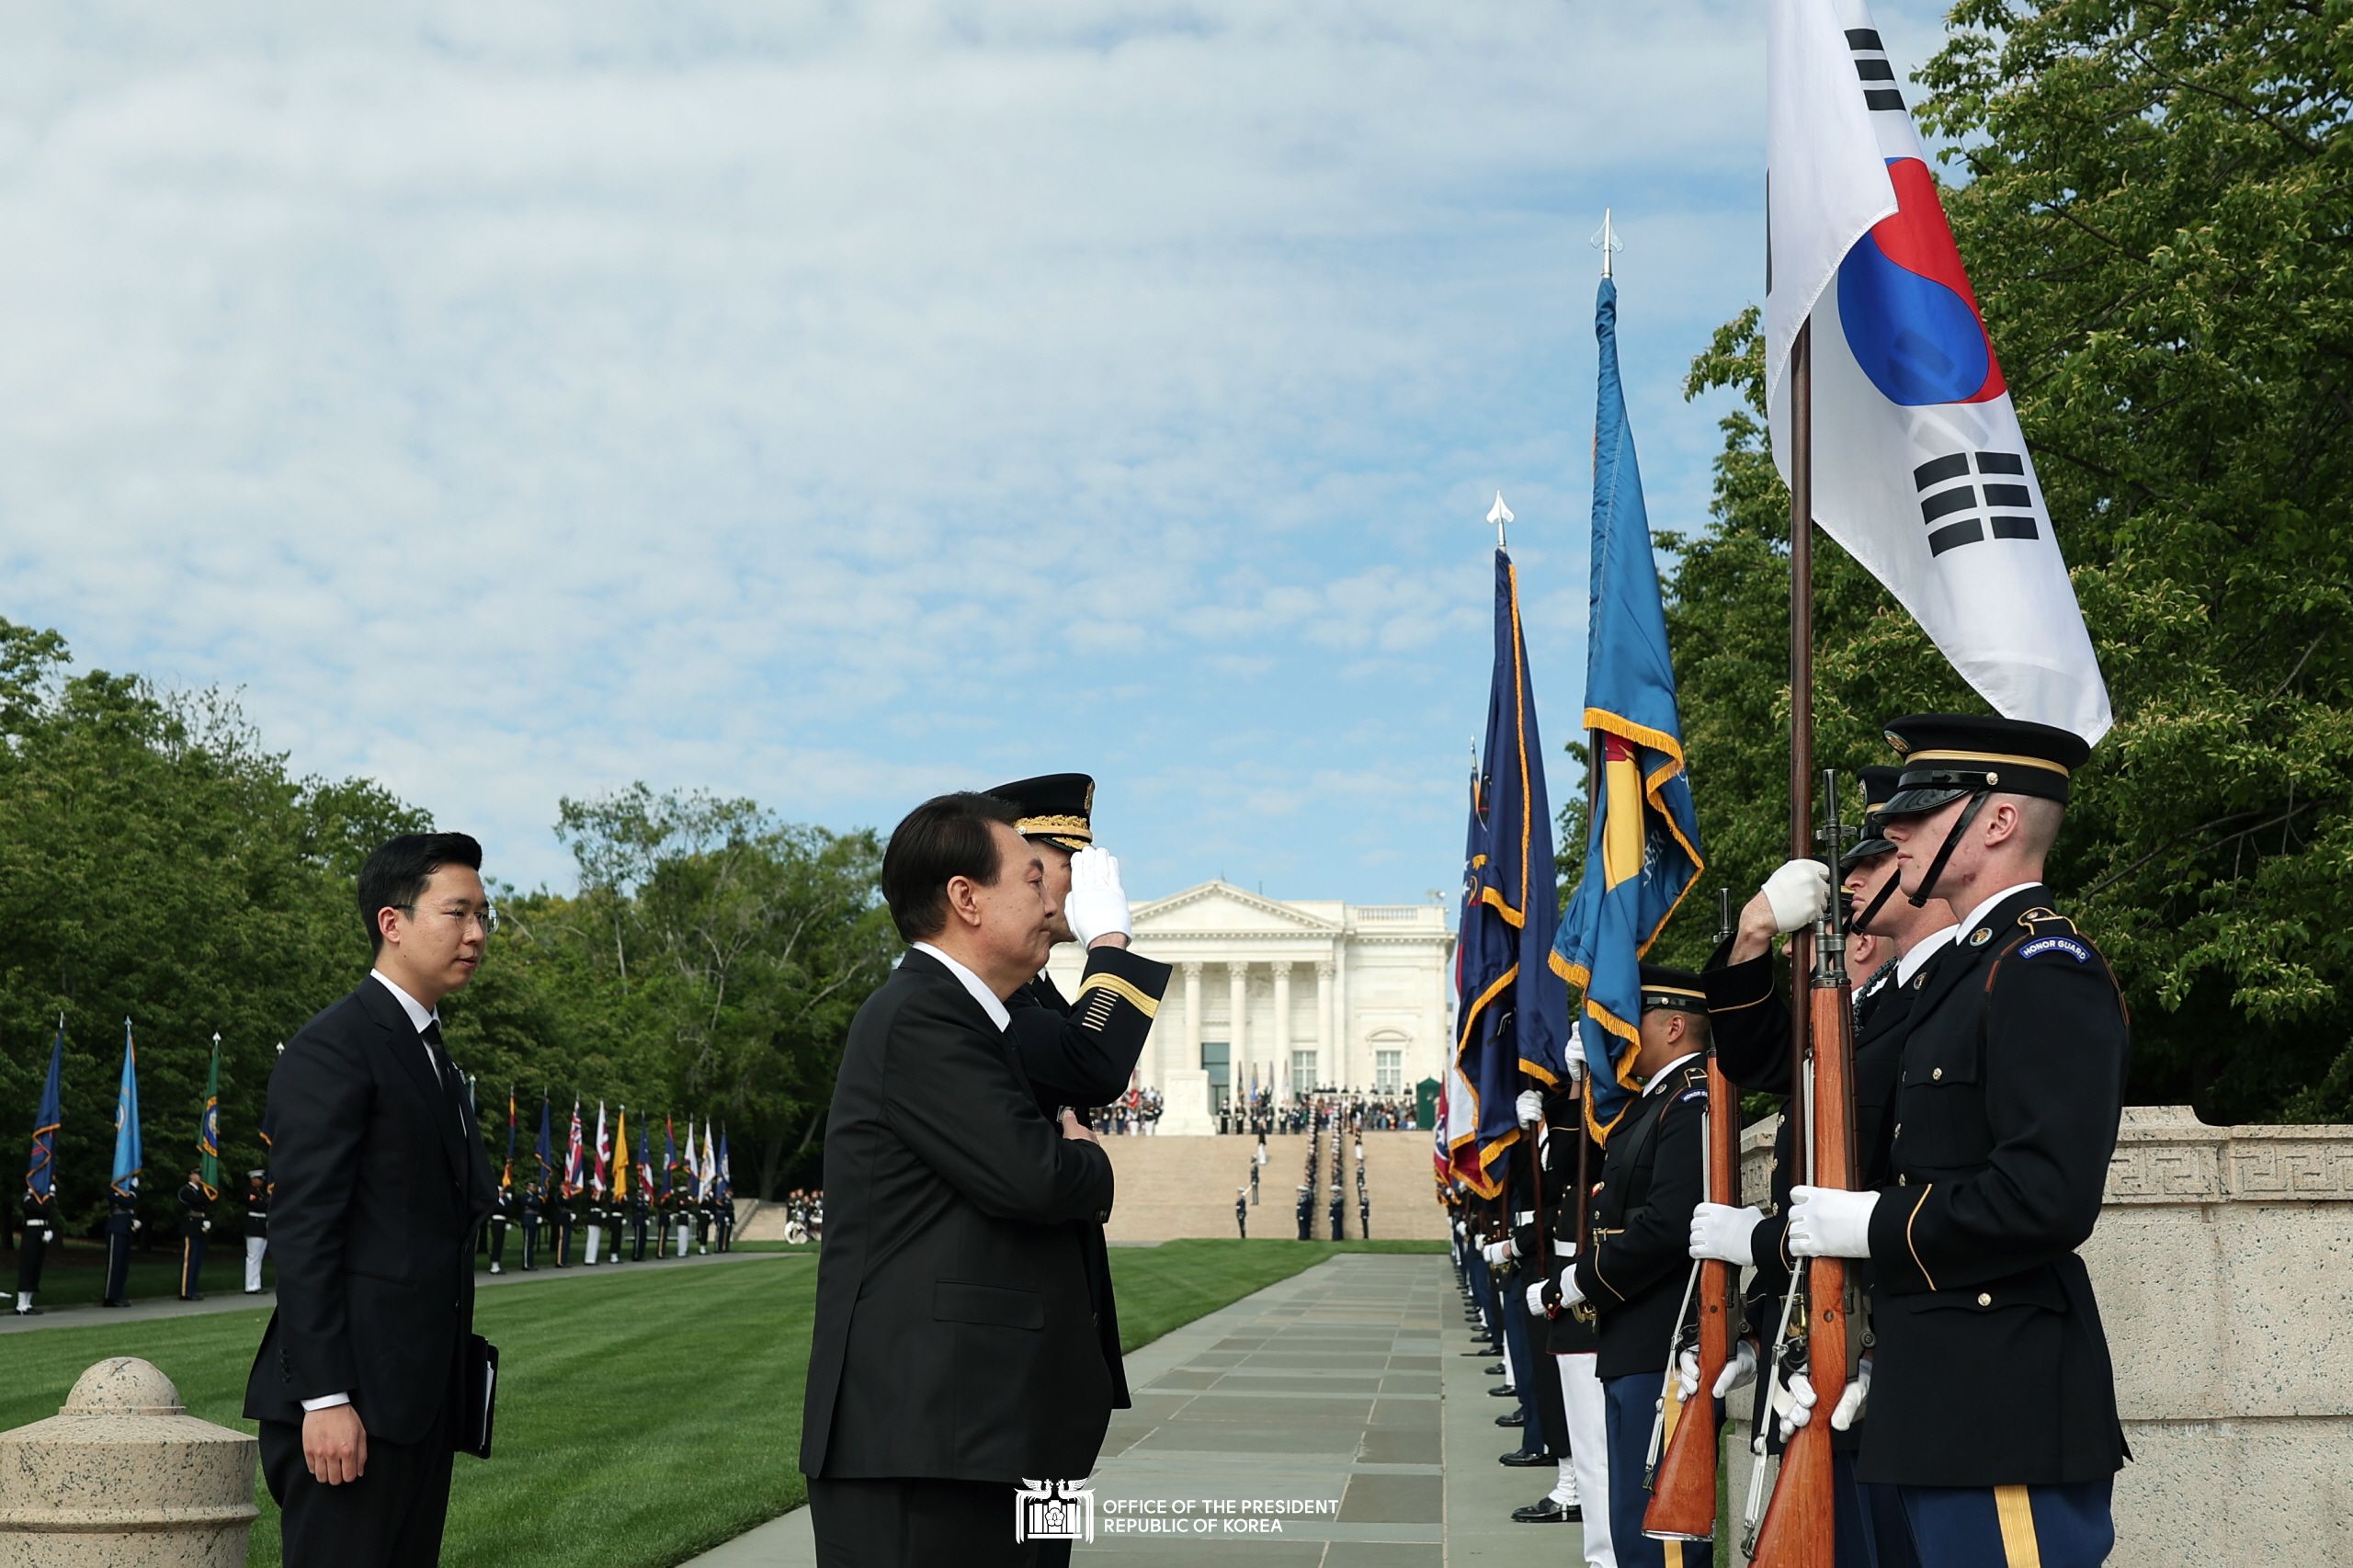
{"left": 1953, "top": 882, "right": 2042, "bottom": 943}
{"left": 909, "top": 942, "right": 1011, "bottom": 1032}
{"left": 1896, "top": 923, "right": 1959, "bottom": 988}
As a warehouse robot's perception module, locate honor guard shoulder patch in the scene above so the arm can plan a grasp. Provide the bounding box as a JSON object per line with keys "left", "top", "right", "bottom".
{"left": 2018, "top": 935, "right": 2091, "bottom": 964}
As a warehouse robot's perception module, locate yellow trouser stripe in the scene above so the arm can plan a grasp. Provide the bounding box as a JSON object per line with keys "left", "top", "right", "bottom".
{"left": 1995, "top": 1484, "right": 2042, "bottom": 1568}
{"left": 1076, "top": 971, "right": 1160, "bottom": 1018}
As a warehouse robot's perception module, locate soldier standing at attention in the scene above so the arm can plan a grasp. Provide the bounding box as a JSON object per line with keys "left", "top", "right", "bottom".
{"left": 631, "top": 1178, "right": 653, "bottom": 1261}
{"left": 101, "top": 1180, "right": 140, "bottom": 1308}
{"left": 1786, "top": 714, "right": 2128, "bottom": 1568}
{"left": 1295, "top": 1182, "right": 1313, "bottom": 1241}
{"left": 242, "top": 1170, "right": 271, "bottom": 1294}
{"left": 15, "top": 1183, "right": 56, "bottom": 1315}
{"left": 177, "top": 1166, "right": 214, "bottom": 1301}
{"left": 486, "top": 1181, "right": 516, "bottom": 1275}
{"left": 1537, "top": 966, "right": 1715, "bottom": 1568}
{"left": 520, "top": 1178, "right": 543, "bottom": 1271}
{"left": 1235, "top": 1187, "right": 1247, "bottom": 1239}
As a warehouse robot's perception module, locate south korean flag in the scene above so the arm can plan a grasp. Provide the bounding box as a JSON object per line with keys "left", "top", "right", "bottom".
{"left": 1765, "top": 0, "right": 2110, "bottom": 744}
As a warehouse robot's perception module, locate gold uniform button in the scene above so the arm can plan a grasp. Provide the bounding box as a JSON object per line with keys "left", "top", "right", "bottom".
{"left": 1976, "top": 1292, "right": 1993, "bottom": 1307}
{"left": 1897, "top": 1174, "right": 1908, "bottom": 1186}
{"left": 1932, "top": 1067, "right": 1944, "bottom": 1081}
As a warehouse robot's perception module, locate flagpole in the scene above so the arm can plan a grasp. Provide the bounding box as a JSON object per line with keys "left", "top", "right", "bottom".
{"left": 1787, "top": 317, "right": 1816, "bottom": 1189}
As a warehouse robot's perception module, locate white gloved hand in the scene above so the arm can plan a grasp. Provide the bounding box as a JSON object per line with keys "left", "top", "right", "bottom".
{"left": 1514, "top": 1088, "right": 1544, "bottom": 1128}
{"left": 1787, "top": 1185, "right": 1879, "bottom": 1258}
{"left": 1688, "top": 1201, "right": 1764, "bottom": 1267}
{"left": 1774, "top": 1367, "right": 1817, "bottom": 1443}
{"left": 1524, "top": 1279, "right": 1548, "bottom": 1314}
{"left": 1064, "top": 847, "right": 1132, "bottom": 946}
{"left": 1761, "top": 858, "right": 1833, "bottom": 933}
{"left": 1557, "top": 1269, "right": 1586, "bottom": 1309}
{"left": 1714, "top": 1337, "right": 1761, "bottom": 1400}
{"left": 1481, "top": 1238, "right": 1518, "bottom": 1267}
{"left": 1830, "top": 1357, "right": 1871, "bottom": 1431}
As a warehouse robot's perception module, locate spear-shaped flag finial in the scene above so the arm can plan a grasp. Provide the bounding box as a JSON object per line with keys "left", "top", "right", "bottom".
{"left": 1487, "top": 491, "right": 1514, "bottom": 550}
{"left": 1591, "top": 207, "right": 1621, "bottom": 278}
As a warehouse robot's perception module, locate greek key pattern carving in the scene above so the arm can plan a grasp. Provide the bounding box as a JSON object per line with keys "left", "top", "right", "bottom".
{"left": 2226, "top": 1143, "right": 2353, "bottom": 1200}
{"left": 2103, "top": 1142, "right": 2222, "bottom": 1203}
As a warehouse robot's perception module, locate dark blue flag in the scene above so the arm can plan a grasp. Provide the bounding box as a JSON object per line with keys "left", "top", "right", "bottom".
{"left": 535, "top": 1096, "right": 554, "bottom": 1196}
{"left": 1449, "top": 546, "right": 1570, "bottom": 1196}
{"left": 1553, "top": 278, "right": 1707, "bottom": 1141}
{"left": 27, "top": 1023, "right": 63, "bottom": 1203}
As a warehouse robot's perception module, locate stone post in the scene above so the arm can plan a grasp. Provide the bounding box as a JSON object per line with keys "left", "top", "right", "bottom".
{"left": 1270, "top": 960, "right": 1292, "bottom": 1092}
{"left": 1181, "top": 961, "right": 1203, "bottom": 1075}
{"left": 0, "top": 1357, "right": 260, "bottom": 1566}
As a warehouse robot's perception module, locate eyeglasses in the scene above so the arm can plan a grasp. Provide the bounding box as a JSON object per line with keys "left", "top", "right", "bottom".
{"left": 394, "top": 903, "right": 501, "bottom": 937}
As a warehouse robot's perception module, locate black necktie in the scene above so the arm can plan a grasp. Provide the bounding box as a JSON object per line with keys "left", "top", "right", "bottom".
{"left": 422, "top": 1021, "right": 467, "bottom": 1132}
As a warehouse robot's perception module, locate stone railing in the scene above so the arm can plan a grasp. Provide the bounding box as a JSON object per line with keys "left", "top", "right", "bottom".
{"left": 1732, "top": 1106, "right": 2353, "bottom": 1563}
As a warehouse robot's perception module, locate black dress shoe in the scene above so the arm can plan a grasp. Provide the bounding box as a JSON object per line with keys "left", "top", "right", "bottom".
{"left": 1484, "top": 1363, "right": 1506, "bottom": 1375}
{"left": 101, "top": 1299, "right": 130, "bottom": 1309}
{"left": 1513, "top": 1497, "right": 1582, "bottom": 1522}
{"left": 1495, "top": 1410, "right": 1526, "bottom": 1427}
{"left": 1488, "top": 1384, "right": 1518, "bottom": 1398}
{"left": 1497, "top": 1448, "right": 1549, "bottom": 1466}
{"left": 180, "top": 1293, "right": 204, "bottom": 1302}
{"left": 1460, "top": 1346, "right": 1497, "bottom": 1357}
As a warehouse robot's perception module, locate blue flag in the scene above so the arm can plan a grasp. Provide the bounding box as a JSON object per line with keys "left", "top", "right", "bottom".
{"left": 1449, "top": 547, "right": 1571, "bottom": 1196}
{"left": 716, "top": 1131, "right": 731, "bottom": 1200}
{"left": 111, "top": 1020, "right": 143, "bottom": 1198}
{"left": 663, "top": 1118, "right": 677, "bottom": 1198}
{"left": 27, "top": 1023, "right": 63, "bottom": 1202}
{"left": 1553, "top": 278, "right": 1707, "bottom": 1142}
{"left": 535, "top": 1096, "right": 554, "bottom": 1196}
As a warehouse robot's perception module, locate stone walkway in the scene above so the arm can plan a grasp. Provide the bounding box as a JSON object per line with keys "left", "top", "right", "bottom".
{"left": 0, "top": 1247, "right": 789, "bottom": 1336}
{"left": 691, "top": 1252, "right": 1597, "bottom": 1566}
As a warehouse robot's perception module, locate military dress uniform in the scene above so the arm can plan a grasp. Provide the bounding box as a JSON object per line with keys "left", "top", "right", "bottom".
{"left": 102, "top": 1187, "right": 139, "bottom": 1306}
{"left": 1235, "top": 1188, "right": 1247, "bottom": 1239}
{"left": 15, "top": 1190, "right": 55, "bottom": 1313}
{"left": 1824, "top": 715, "right": 2129, "bottom": 1568}
{"left": 1517, "top": 1086, "right": 1603, "bottom": 1535}
{"left": 1559, "top": 969, "right": 1713, "bottom": 1568}
{"left": 553, "top": 1188, "right": 576, "bottom": 1267}
{"left": 177, "top": 1176, "right": 214, "bottom": 1301}
{"left": 631, "top": 1188, "right": 652, "bottom": 1260}
{"left": 1295, "top": 1183, "right": 1313, "bottom": 1240}
{"left": 584, "top": 1193, "right": 606, "bottom": 1265}
{"left": 242, "top": 1173, "right": 271, "bottom": 1294}
{"left": 604, "top": 1193, "right": 626, "bottom": 1263}
{"left": 520, "top": 1184, "right": 544, "bottom": 1270}
{"left": 487, "top": 1185, "right": 516, "bottom": 1274}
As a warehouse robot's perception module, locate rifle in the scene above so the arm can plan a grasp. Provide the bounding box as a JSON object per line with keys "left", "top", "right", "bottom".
{"left": 1643, "top": 892, "right": 1741, "bottom": 1541}
{"left": 1750, "top": 769, "right": 1860, "bottom": 1568}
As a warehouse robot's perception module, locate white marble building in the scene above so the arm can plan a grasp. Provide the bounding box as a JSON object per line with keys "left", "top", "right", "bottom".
{"left": 1043, "top": 881, "right": 1456, "bottom": 1126}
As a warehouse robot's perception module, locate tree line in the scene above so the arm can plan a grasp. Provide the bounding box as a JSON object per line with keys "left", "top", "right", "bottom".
{"left": 0, "top": 619, "right": 894, "bottom": 1238}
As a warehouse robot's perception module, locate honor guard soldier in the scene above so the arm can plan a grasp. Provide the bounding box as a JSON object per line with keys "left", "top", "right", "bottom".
{"left": 1515, "top": 1081, "right": 1597, "bottom": 1534}
{"left": 16, "top": 1184, "right": 56, "bottom": 1315}
{"left": 584, "top": 1187, "right": 606, "bottom": 1266}
{"left": 101, "top": 1181, "right": 140, "bottom": 1307}
{"left": 672, "top": 1182, "right": 695, "bottom": 1256}
{"left": 1538, "top": 966, "right": 1715, "bottom": 1568}
{"left": 177, "top": 1167, "right": 213, "bottom": 1301}
{"left": 487, "top": 1181, "right": 516, "bottom": 1275}
{"left": 1235, "top": 1187, "right": 1248, "bottom": 1239}
{"left": 605, "top": 1190, "right": 627, "bottom": 1263}
{"left": 553, "top": 1184, "right": 576, "bottom": 1267}
{"left": 520, "top": 1179, "right": 544, "bottom": 1270}
{"left": 1295, "top": 1182, "right": 1313, "bottom": 1240}
{"left": 695, "top": 1189, "right": 714, "bottom": 1254}
{"left": 990, "top": 773, "right": 1174, "bottom": 1427}
{"left": 1496, "top": 1096, "right": 1564, "bottom": 1477}
{"left": 631, "top": 1181, "right": 653, "bottom": 1260}
{"left": 1688, "top": 766, "right": 1957, "bottom": 1563}
{"left": 242, "top": 1170, "right": 270, "bottom": 1294}
{"left": 1785, "top": 714, "right": 2128, "bottom": 1568}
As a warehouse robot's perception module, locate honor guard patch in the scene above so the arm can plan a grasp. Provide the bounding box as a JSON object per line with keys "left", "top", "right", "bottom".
{"left": 2018, "top": 935, "right": 2091, "bottom": 964}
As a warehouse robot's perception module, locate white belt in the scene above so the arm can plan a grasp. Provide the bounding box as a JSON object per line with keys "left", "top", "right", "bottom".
{"left": 1552, "top": 1238, "right": 1577, "bottom": 1257}
{"left": 1513, "top": 1210, "right": 1536, "bottom": 1225}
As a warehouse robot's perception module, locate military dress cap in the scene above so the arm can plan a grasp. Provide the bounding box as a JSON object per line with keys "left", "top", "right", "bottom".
{"left": 247, "top": 1169, "right": 264, "bottom": 1178}
{"left": 1840, "top": 764, "right": 1906, "bottom": 869}
{"left": 1638, "top": 964, "right": 1709, "bottom": 1015}
{"left": 1881, "top": 712, "right": 2089, "bottom": 816}
{"left": 986, "top": 773, "right": 1095, "bottom": 852}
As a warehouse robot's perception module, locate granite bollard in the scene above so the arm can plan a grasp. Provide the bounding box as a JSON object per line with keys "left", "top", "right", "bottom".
{"left": 0, "top": 1357, "right": 260, "bottom": 1566}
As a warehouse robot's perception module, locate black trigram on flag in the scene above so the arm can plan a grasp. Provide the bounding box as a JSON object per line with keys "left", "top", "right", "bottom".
{"left": 1847, "top": 29, "right": 1904, "bottom": 113}
{"left": 1914, "top": 450, "right": 2041, "bottom": 557}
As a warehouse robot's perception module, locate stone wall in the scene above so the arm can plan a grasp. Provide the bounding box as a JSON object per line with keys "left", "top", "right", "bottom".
{"left": 1733, "top": 1106, "right": 2353, "bottom": 1564}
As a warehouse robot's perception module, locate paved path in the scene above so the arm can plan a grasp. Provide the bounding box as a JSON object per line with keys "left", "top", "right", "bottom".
{"left": 690, "top": 1252, "right": 1597, "bottom": 1566}
{"left": 0, "top": 1247, "right": 790, "bottom": 1336}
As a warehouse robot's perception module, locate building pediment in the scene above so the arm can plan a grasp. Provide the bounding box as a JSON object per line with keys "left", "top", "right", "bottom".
{"left": 1133, "top": 881, "right": 1342, "bottom": 937}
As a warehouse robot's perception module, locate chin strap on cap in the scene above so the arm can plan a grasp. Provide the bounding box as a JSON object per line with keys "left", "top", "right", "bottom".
{"left": 1906, "top": 790, "right": 1991, "bottom": 907}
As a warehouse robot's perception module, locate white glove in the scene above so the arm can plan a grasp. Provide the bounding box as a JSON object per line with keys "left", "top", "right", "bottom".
{"left": 1675, "top": 1336, "right": 1759, "bottom": 1401}
{"left": 1065, "top": 847, "right": 1132, "bottom": 945}
{"left": 1787, "top": 1185, "right": 1879, "bottom": 1258}
{"left": 1514, "top": 1088, "right": 1544, "bottom": 1128}
{"left": 1688, "top": 1201, "right": 1763, "bottom": 1267}
{"left": 1481, "top": 1238, "right": 1517, "bottom": 1267}
{"left": 1761, "top": 858, "right": 1833, "bottom": 933}
{"left": 202, "top": 1221, "right": 212, "bottom": 1233}
{"left": 1776, "top": 1358, "right": 1870, "bottom": 1439}
{"left": 1524, "top": 1279, "right": 1548, "bottom": 1314}
{"left": 1452, "top": 1219, "right": 1466, "bottom": 1239}
{"left": 1557, "top": 1269, "right": 1586, "bottom": 1309}
{"left": 1771, "top": 1363, "right": 1814, "bottom": 1444}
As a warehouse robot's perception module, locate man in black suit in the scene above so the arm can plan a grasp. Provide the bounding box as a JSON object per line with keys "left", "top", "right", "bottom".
{"left": 801, "top": 791, "right": 1116, "bottom": 1567}
{"left": 244, "top": 832, "right": 498, "bottom": 1568}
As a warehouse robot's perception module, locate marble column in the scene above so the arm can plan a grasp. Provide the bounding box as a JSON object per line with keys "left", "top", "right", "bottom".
{"left": 1181, "top": 962, "right": 1203, "bottom": 1079}
{"left": 1330, "top": 941, "right": 1350, "bottom": 1089}
{"left": 1313, "top": 960, "right": 1333, "bottom": 1091}
{"left": 1270, "top": 960, "right": 1292, "bottom": 1092}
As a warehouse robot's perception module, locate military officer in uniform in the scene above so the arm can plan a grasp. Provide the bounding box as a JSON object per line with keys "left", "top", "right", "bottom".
{"left": 520, "top": 1179, "right": 544, "bottom": 1270}
{"left": 1295, "top": 1182, "right": 1313, "bottom": 1240}
{"left": 242, "top": 1170, "right": 271, "bottom": 1294}
{"left": 1516, "top": 1079, "right": 1596, "bottom": 1536}
{"left": 1534, "top": 966, "right": 1714, "bottom": 1568}
{"left": 604, "top": 1187, "right": 627, "bottom": 1264}
{"left": 631, "top": 1180, "right": 654, "bottom": 1260}
{"left": 487, "top": 1181, "right": 517, "bottom": 1274}
{"left": 15, "top": 1184, "right": 56, "bottom": 1315}
{"left": 177, "top": 1167, "right": 214, "bottom": 1301}
{"left": 1235, "top": 1186, "right": 1248, "bottom": 1239}
{"left": 101, "top": 1181, "right": 140, "bottom": 1307}
{"left": 670, "top": 1182, "right": 695, "bottom": 1257}
{"left": 584, "top": 1187, "right": 606, "bottom": 1266}
{"left": 1785, "top": 715, "right": 2127, "bottom": 1568}
{"left": 1328, "top": 1180, "right": 1346, "bottom": 1240}
{"left": 552, "top": 1184, "right": 576, "bottom": 1267}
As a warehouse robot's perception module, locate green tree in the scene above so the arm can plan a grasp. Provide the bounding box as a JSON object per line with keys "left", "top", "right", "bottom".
{"left": 1665, "top": 1, "right": 2353, "bottom": 1121}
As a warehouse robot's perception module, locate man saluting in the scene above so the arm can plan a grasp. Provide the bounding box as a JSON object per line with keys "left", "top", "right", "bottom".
{"left": 243, "top": 833, "right": 498, "bottom": 1568}
{"left": 801, "top": 792, "right": 1117, "bottom": 1567}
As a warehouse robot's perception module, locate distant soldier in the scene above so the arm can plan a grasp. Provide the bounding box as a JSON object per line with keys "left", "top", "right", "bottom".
{"left": 15, "top": 1185, "right": 56, "bottom": 1315}
{"left": 630, "top": 1182, "right": 653, "bottom": 1261}
{"left": 696, "top": 1190, "right": 714, "bottom": 1255}
{"left": 1235, "top": 1187, "right": 1248, "bottom": 1239}
{"left": 486, "top": 1182, "right": 516, "bottom": 1275}
{"left": 1358, "top": 1192, "right": 1370, "bottom": 1240}
{"left": 671, "top": 1184, "right": 694, "bottom": 1257}
{"left": 1295, "top": 1183, "right": 1313, "bottom": 1241}
{"left": 520, "top": 1181, "right": 544, "bottom": 1271}
{"left": 552, "top": 1186, "right": 576, "bottom": 1268}
{"left": 1328, "top": 1182, "right": 1346, "bottom": 1241}
{"left": 241, "top": 1170, "right": 270, "bottom": 1294}
{"left": 602, "top": 1191, "right": 625, "bottom": 1264}
{"left": 583, "top": 1189, "right": 605, "bottom": 1266}
{"left": 101, "top": 1183, "right": 140, "bottom": 1307}
{"left": 716, "top": 1192, "right": 736, "bottom": 1253}
{"left": 177, "top": 1167, "right": 213, "bottom": 1301}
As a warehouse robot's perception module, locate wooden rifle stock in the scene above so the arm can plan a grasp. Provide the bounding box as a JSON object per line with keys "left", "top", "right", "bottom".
{"left": 1643, "top": 1051, "right": 1739, "bottom": 1540}
{"left": 1752, "top": 858, "right": 1859, "bottom": 1568}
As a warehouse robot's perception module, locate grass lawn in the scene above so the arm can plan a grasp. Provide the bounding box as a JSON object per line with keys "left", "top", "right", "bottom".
{"left": 4, "top": 1234, "right": 282, "bottom": 1309}
{"left": 0, "top": 1238, "right": 1432, "bottom": 1568}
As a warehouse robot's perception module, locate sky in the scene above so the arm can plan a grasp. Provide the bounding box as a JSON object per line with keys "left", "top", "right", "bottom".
{"left": 0, "top": 0, "right": 1952, "bottom": 906}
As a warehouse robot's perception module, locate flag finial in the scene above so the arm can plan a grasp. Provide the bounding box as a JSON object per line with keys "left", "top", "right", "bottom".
{"left": 1592, "top": 208, "right": 1621, "bottom": 278}
{"left": 1487, "top": 491, "right": 1514, "bottom": 549}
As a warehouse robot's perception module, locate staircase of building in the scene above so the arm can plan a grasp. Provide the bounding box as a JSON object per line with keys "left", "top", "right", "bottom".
{"left": 1095, "top": 1129, "right": 1447, "bottom": 1242}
